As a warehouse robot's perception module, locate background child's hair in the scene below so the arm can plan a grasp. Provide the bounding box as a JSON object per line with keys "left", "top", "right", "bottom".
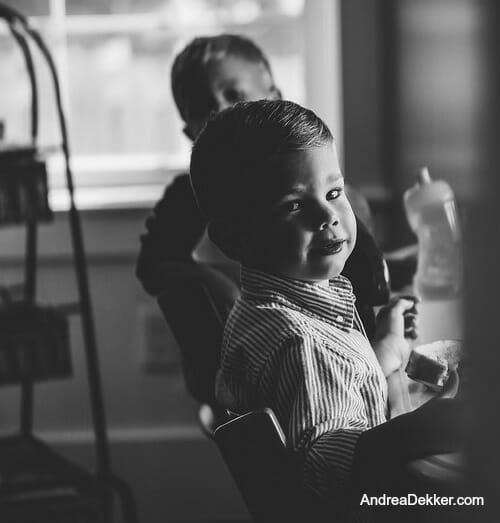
{"left": 190, "top": 99, "right": 333, "bottom": 221}
{"left": 171, "top": 34, "right": 273, "bottom": 125}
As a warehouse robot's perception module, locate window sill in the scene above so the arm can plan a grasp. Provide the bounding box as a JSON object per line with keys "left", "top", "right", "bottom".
{"left": 49, "top": 183, "right": 169, "bottom": 212}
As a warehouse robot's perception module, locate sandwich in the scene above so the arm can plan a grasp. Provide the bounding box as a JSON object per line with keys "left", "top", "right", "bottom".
{"left": 405, "top": 339, "right": 462, "bottom": 391}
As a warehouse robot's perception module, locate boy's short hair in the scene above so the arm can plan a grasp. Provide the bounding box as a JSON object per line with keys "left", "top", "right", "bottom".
{"left": 190, "top": 100, "right": 333, "bottom": 221}
{"left": 171, "top": 34, "right": 273, "bottom": 125}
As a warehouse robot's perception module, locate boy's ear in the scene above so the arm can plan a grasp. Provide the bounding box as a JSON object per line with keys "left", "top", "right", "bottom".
{"left": 208, "top": 219, "right": 247, "bottom": 262}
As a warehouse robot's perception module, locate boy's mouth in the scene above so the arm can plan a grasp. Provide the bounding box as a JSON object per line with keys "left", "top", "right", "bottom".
{"left": 310, "top": 239, "right": 346, "bottom": 256}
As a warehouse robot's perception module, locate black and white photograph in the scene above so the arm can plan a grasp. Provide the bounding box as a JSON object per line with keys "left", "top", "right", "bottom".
{"left": 0, "top": 0, "right": 498, "bottom": 522}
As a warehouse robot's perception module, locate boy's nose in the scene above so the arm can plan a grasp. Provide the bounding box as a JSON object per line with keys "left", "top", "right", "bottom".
{"left": 320, "top": 218, "right": 339, "bottom": 231}
{"left": 316, "top": 203, "right": 339, "bottom": 230}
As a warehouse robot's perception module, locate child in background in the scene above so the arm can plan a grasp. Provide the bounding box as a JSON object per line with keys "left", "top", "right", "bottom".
{"left": 136, "top": 35, "right": 280, "bottom": 302}
{"left": 190, "top": 100, "right": 462, "bottom": 520}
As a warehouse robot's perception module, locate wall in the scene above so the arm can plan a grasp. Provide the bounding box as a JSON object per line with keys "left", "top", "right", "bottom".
{"left": 340, "top": 0, "right": 491, "bottom": 249}
{"left": 340, "top": 0, "right": 385, "bottom": 194}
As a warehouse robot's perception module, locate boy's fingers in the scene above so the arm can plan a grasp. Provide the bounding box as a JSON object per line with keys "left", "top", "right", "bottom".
{"left": 390, "top": 298, "right": 417, "bottom": 316}
{"left": 405, "top": 330, "right": 418, "bottom": 340}
{"left": 404, "top": 313, "right": 418, "bottom": 326}
{"left": 404, "top": 321, "right": 418, "bottom": 330}
{"left": 398, "top": 294, "right": 420, "bottom": 303}
{"left": 397, "top": 294, "right": 419, "bottom": 314}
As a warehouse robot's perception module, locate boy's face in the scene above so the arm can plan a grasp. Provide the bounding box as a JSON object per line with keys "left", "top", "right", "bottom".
{"left": 186, "top": 55, "right": 280, "bottom": 139}
{"left": 241, "top": 144, "right": 357, "bottom": 285}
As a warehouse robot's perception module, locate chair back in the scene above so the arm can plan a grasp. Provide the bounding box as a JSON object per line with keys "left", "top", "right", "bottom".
{"left": 214, "top": 408, "right": 311, "bottom": 522}
{"left": 157, "top": 278, "right": 223, "bottom": 406}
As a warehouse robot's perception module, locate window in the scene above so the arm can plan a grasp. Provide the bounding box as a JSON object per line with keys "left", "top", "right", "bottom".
{"left": 1, "top": 0, "right": 341, "bottom": 208}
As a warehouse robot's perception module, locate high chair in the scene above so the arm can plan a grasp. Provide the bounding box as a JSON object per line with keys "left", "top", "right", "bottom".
{"left": 156, "top": 266, "right": 237, "bottom": 433}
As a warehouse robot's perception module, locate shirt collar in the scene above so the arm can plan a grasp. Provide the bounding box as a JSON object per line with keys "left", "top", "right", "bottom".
{"left": 240, "top": 266, "right": 355, "bottom": 332}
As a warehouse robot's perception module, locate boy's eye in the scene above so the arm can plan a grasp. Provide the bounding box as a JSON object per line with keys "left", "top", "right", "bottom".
{"left": 280, "top": 200, "right": 302, "bottom": 213}
{"left": 326, "top": 188, "right": 342, "bottom": 201}
{"left": 223, "top": 88, "right": 244, "bottom": 103}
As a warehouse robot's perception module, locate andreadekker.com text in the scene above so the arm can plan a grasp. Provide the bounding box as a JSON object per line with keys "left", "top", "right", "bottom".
{"left": 360, "top": 493, "right": 484, "bottom": 507}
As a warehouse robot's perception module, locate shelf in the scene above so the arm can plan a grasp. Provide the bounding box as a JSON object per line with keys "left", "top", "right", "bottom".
{"left": 0, "top": 7, "right": 137, "bottom": 521}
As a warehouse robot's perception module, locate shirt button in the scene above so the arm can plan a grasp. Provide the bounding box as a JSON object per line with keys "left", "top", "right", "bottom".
{"left": 336, "top": 314, "right": 344, "bottom": 323}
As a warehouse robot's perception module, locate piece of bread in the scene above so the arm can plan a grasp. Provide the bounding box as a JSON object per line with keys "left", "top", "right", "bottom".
{"left": 405, "top": 340, "right": 462, "bottom": 391}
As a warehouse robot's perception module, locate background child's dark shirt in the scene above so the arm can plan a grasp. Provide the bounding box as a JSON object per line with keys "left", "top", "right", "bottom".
{"left": 136, "top": 173, "right": 204, "bottom": 295}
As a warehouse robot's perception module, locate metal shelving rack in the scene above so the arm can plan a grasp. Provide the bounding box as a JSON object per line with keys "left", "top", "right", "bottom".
{"left": 0, "top": 4, "right": 137, "bottom": 522}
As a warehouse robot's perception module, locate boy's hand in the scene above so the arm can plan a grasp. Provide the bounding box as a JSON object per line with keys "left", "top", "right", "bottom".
{"left": 373, "top": 296, "right": 419, "bottom": 376}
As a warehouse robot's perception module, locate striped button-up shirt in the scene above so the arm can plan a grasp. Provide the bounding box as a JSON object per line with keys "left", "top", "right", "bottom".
{"left": 216, "top": 266, "right": 388, "bottom": 503}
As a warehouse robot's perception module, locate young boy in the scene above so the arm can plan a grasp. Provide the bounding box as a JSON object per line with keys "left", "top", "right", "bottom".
{"left": 190, "top": 100, "right": 462, "bottom": 517}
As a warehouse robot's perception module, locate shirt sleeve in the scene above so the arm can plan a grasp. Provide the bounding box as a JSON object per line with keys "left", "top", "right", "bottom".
{"left": 258, "top": 331, "right": 367, "bottom": 500}
{"left": 136, "top": 174, "right": 206, "bottom": 295}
